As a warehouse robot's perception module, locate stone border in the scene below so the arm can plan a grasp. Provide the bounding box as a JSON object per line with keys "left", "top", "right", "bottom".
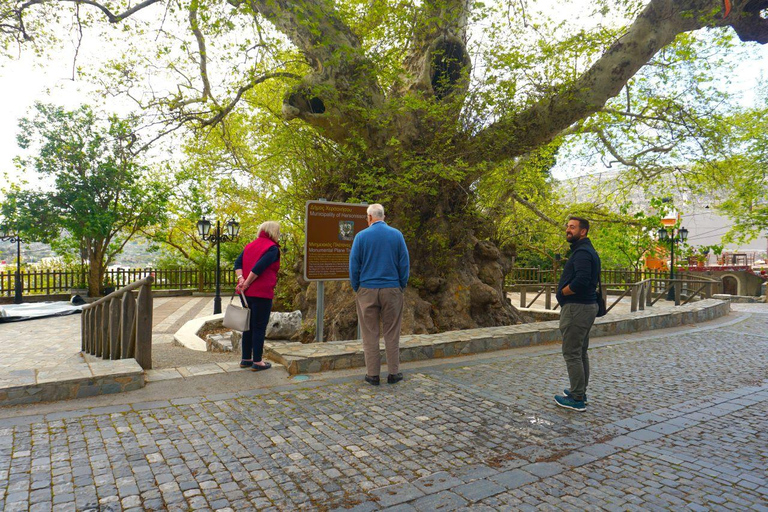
{"left": 265, "top": 299, "right": 730, "bottom": 375}
{"left": 0, "top": 359, "right": 144, "bottom": 407}
{"left": 713, "top": 294, "right": 766, "bottom": 304}
{"left": 173, "top": 313, "right": 221, "bottom": 351}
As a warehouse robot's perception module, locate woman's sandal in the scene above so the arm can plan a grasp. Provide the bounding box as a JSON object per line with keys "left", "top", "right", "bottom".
{"left": 251, "top": 362, "right": 272, "bottom": 371}
{"left": 239, "top": 360, "right": 253, "bottom": 368}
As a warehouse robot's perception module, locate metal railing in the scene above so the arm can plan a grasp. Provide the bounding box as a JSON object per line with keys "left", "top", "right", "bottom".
{"left": 81, "top": 276, "right": 154, "bottom": 370}
{"left": 516, "top": 275, "right": 722, "bottom": 314}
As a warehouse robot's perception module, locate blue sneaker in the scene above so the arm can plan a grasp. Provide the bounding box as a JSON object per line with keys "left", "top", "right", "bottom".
{"left": 554, "top": 394, "right": 586, "bottom": 412}
{"left": 564, "top": 389, "right": 588, "bottom": 404}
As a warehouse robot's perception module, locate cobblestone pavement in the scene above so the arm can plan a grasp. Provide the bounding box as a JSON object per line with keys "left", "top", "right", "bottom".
{"left": 1, "top": 307, "right": 767, "bottom": 511}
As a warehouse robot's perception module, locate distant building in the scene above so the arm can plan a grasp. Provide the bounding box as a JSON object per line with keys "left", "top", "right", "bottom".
{"left": 562, "top": 171, "right": 768, "bottom": 269}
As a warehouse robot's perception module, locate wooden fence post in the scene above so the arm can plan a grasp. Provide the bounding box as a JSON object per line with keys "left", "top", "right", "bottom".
{"left": 109, "top": 298, "right": 121, "bottom": 360}
{"left": 545, "top": 285, "right": 552, "bottom": 310}
{"left": 101, "top": 303, "right": 110, "bottom": 359}
{"left": 638, "top": 282, "right": 645, "bottom": 311}
{"left": 630, "top": 284, "right": 639, "bottom": 312}
{"left": 520, "top": 286, "right": 527, "bottom": 308}
{"left": 674, "top": 281, "right": 681, "bottom": 306}
{"left": 94, "top": 304, "right": 103, "bottom": 357}
{"left": 89, "top": 307, "right": 97, "bottom": 355}
{"left": 81, "top": 308, "right": 87, "bottom": 352}
{"left": 135, "top": 283, "right": 153, "bottom": 370}
{"left": 601, "top": 284, "right": 608, "bottom": 310}
{"left": 121, "top": 292, "right": 137, "bottom": 358}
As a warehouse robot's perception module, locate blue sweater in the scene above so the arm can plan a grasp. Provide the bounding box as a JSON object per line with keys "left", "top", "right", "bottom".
{"left": 349, "top": 221, "right": 410, "bottom": 291}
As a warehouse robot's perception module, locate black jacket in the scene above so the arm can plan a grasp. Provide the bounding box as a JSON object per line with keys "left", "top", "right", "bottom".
{"left": 556, "top": 238, "right": 601, "bottom": 305}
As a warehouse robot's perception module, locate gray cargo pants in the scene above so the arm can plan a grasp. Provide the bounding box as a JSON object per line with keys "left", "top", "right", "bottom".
{"left": 559, "top": 302, "right": 599, "bottom": 401}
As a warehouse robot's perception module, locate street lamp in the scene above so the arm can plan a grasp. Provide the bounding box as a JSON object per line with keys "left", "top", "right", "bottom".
{"left": 0, "top": 224, "right": 24, "bottom": 304}
{"left": 197, "top": 217, "right": 240, "bottom": 314}
{"left": 658, "top": 225, "right": 689, "bottom": 300}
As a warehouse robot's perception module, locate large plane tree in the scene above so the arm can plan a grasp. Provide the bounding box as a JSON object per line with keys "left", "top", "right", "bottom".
{"left": 2, "top": 0, "right": 767, "bottom": 336}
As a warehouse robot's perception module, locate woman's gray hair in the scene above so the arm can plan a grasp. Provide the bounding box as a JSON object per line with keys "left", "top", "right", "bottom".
{"left": 367, "top": 203, "right": 385, "bottom": 219}
{"left": 257, "top": 221, "right": 281, "bottom": 242}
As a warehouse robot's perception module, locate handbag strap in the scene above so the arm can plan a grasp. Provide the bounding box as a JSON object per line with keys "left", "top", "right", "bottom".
{"left": 230, "top": 289, "right": 249, "bottom": 308}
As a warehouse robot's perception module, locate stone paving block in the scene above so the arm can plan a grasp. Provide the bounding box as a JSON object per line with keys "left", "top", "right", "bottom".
{"left": 490, "top": 469, "right": 538, "bottom": 490}
{"left": 606, "top": 435, "right": 645, "bottom": 449}
{"left": 145, "top": 369, "right": 184, "bottom": 382}
{"left": 580, "top": 443, "right": 621, "bottom": 459}
{"left": 370, "top": 483, "right": 425, "bottom": 507}
{"left": 627, "top": 429, "right": 665, "bottom": 442}
{"left": 646, "top": 422, "right": 685, "bottom": 435}
{"left": 412, "top": 471, "right": 463, "bottom": 494}
{"left": 380, "top": 504, "right": 417, "bottom": 512}
{"left": 521, "top": 462, "right": 564, "bottom": 479}
{"left": 558, "top": 452, "right": 599, "bottom": 468}
{"left": 330, "top": 501, "right": 379, "bottom": 512}
{"left": 453, "top": 479, "right": 506, "bottom": 502}
{"left": 454, "top": 464, "right": 498, "bottom": 483}
{"left": 410, "top": 490, "right": 467, "bottom": 511}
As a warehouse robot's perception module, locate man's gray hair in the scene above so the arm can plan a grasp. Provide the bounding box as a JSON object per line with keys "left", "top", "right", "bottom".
{"left": 367, "top": 203, "right": 385, "bottom": 219}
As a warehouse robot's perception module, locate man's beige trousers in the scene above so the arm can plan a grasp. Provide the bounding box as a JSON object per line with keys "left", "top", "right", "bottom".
{"left": 355, "top": 287, "right": 404, "bottom": 377}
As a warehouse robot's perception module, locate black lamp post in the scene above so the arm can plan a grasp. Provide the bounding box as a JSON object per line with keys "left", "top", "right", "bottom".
{"left": 197, "top": 217, "right": 240, "bottom": 314}
{"left": 658, "top": 225, "right": 689, "bottom": 300}
{"left": 0, "top": 225, "right": 24, "bottom": 304}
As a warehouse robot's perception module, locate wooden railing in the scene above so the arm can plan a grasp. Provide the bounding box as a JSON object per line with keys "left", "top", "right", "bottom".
{"left": 507, "top": 267, "right": 671, "bottom": 288}
{"left": 81, "top": 276, "right": 154, "bottom": 370}
{"left": 0, "top": 267, "right": 237, "bottom": 296}
{"left": 516, "top": 275, "right": 722, "bottom": 314}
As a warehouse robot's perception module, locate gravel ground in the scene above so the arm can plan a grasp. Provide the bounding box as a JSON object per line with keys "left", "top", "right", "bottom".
{"left": 151, "top": 343, "right": 239, "bottom": 369}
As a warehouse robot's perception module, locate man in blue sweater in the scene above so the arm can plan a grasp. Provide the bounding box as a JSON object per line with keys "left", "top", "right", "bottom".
{"left": 554, "top": 216, "right": 601, "bottom": 412}
{"left": 349, "top": 203, "right": 410, "bottom": 385}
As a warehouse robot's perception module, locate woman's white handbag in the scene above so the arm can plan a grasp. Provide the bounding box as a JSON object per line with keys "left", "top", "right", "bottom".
{"left": 223, "top": 291, "right": 250, "bottom": 331}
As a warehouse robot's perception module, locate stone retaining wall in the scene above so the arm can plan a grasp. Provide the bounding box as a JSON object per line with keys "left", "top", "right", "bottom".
{"left": 265, "top": 299, "right": 730, "bottom": 375}
{"left": 0, "top": 359, "right": 144, "bottom": 407}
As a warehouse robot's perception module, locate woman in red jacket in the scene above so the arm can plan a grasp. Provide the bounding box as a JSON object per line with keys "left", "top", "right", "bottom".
{"left": 234, "top": 221, "right": 281, "bottom": 371}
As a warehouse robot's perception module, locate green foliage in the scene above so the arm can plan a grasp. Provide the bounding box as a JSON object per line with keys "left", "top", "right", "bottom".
{"left": 588, "top": 204, "right": 662, "bottom": 270}
{"left": 1, "top": 103, "right": 170, "bottom": 295}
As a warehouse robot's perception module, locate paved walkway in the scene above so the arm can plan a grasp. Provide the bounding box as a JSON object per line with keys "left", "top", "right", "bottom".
{"left": 1, "top": 304, "right": 766, "bottom": 511}
{"left": 0, "top": 296, "right": 225, "bottom": 375}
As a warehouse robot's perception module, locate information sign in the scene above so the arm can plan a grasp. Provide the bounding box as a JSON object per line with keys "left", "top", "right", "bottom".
{"left": 304, "top": 200, "right": 368, "bottom": 281}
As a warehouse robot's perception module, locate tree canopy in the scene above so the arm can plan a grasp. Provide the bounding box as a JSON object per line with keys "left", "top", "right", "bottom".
{"left": 2, "top": 0, "right": 767, "bottom": 333}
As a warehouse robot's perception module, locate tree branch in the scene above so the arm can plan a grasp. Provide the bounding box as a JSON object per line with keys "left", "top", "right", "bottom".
{"left": 509, "top": 191, "right": 561, "bottom": 227}
{"left": 469, "top": 0, "right": 768, "bottom": 164}
{"left": 188, "top": 0, "right": 214, "bottom": 102}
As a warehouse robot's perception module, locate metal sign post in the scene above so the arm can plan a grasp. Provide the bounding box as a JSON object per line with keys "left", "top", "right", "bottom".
{"left": 304, "top": 199, "right": 369, "bottom": 342}
{"left": 316, "top": 280, "right": 325, "bottom": 342}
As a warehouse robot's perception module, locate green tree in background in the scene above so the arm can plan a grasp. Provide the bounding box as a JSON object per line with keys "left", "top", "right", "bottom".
{"left": 1, "top": 103, "right": 170, "bottom": 296}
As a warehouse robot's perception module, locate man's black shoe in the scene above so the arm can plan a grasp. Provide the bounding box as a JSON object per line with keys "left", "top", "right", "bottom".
{"left": 364, "top": 375, "right": 380, "bottom": 386}
{"left": 387, "top": 373, "right": 403, "bottom": 384}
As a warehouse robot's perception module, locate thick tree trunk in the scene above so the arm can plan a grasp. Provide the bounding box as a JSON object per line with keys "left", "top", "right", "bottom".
{"left": 293, "top": 219, "right": 524, "bottom": 342}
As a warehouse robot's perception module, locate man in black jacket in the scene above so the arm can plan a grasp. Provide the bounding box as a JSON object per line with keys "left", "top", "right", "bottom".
{"left": 554, "top": 216, "right": 601, "bottom": 412}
